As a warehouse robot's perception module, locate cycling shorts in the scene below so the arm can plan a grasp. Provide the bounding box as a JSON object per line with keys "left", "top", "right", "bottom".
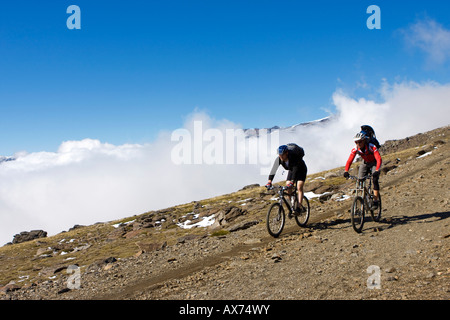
{"left": 287, "top": 159, "right": 307, "bottom": 182}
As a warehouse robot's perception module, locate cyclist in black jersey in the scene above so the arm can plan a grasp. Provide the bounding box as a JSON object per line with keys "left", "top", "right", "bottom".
{"left": 266, "top": 144, "right": 307, "bottom": 213}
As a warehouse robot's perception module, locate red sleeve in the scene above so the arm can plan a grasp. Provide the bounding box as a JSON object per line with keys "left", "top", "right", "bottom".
{"left": 373, "top": 148, "right": 382, "bottom": 171}
{"left": 345, "top": 149, "right": 357, "bottom": 172}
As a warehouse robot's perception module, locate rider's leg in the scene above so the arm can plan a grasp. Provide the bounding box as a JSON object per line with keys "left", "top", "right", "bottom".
{"left": 286, "top": 171, "right": 294, "bottom": 197}
{"left": 371, "top": 166, "right": 380, "bottom": 201}
{"left": 297, "top": 160, "right": 307, "bottom": 209}
{"left": 374, "top": 190, "right": 379, "bottom": 201}
{"left": 297, "top": 180, "right": 304, "bottom": 207}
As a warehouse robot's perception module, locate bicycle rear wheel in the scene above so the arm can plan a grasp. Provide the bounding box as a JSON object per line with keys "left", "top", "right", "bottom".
{"left": 266, "top": 203, "right": 285, "bottom": 238}
{"left": 351, "top": 196, "right": 365, "bottom": 233}
{"left": 295, "top": 196, "right": 310, "bottom": 227}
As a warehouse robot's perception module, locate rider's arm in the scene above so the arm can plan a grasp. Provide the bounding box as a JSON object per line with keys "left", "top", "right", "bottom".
{"left": 268, "top": 157, "right": 281, "bottom": 182}
{"left": 345, "top": 149, "right": 357, "bottom": 172}
{"left": 373, "top": 147, "right": 382, "bottom": 171}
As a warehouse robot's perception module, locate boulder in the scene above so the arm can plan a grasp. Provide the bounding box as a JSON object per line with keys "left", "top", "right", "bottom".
{"left": 0, "top": 283, "right": 21, "bottom": 294}
{"left": 324, "top": 172, "right": 338, "bottom": 179}
{"left": 12, "top": 230, "right": 47, "bottom": 244}
{"left": 228, "top": 220, "right": 259, "bottom": 232}
{"left": 315, "top": 184, "right": 337, "bottom": 194}
{"left": 68, "top": 224, "right": 85, "bottom": 232}
{"left": 239, "top": 184, "right": 260, "bottom": 191}
{"left": 304, "top": 181, "right": 323, "bottom": 193}
{"left": 211, "top": 206, "right": 248, "bottom": 229}
{"left": 135, "top": 241, "right": 167, "bottom": 253}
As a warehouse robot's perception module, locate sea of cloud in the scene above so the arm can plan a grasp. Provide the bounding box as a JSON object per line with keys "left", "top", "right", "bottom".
{"left": 0, "top": 80, "right": 449, "bottom": 245}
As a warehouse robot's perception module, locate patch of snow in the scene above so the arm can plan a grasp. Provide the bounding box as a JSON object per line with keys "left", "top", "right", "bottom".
{"left": 417, "top": 151, "right": 432, "bottom": 159}
{"left": 335, "top": 195, "right": 351, "bottom": 202}
{"left": 112, "top": 219, "right": 135, "bottom": 228}
{"left": 304, "top": 191, "right": 330, "bottom": 199}
{"left": 177, "top": 215, "right": 215, "bottom": 229}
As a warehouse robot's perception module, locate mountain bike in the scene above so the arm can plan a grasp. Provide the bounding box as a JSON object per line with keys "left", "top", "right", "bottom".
{"left": 348, "top": 173, "right": 382, "bottom": 233}
{"left": 266, "top": 184, "right": 310, "bottom": 238}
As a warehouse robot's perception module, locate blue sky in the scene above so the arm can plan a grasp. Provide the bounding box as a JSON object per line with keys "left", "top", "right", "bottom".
{"left": 1, "top": 0, "right": 449, "bottom": 155}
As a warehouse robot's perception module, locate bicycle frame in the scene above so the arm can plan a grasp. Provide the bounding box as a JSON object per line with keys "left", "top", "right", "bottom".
{"left": 274, "top": 185, "right": 297, "bottom": 213}
{"left": 351, "top": 174, "right": 373, "bottom": 210}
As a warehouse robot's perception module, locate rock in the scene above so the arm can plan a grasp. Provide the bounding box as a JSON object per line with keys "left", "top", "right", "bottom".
{"left": 12, "top": 230, "right": 47, "bottom": 244}
{"left": 72, "top": 244, "right": 91, "bottom": 252}
{"left": 240, "top": 184, "right": 260, "bottom": 191}
{"left": 381, "top": 164, "right": 397, "bottom": 175}
{"left": 103, "top": 264, "right": 114, "bottom": 271}
{"left": 39, "top": 265, "right": 68, "bottom": 277}
{"left": 107, "top": 226, "right": 128, "bottom": 240}
{"left": 271, "top": 254, "right": 282, "bottom": 263}
{"left": 132, "top": 219, "right": 155, "bottom": 230}
{"left": 135, "top": 241, "right": 167, "bottom": 253}
{"left": 57, "top": 287, "right": 71, "bottom": 294}
{"left": 134, "top": 250, "right": 144, "bottom": 258}
{"left": 225, "top": 207, "right": 247, "bottom": 221}
{"left": 0, "top": 283, "right": 21, "bottom": 294}
{"left": 304, "top": 181, "right": 323, "bottom": 192}
{"left": 330, "top": 192, "right": 344, "bottom": 200}
{"left": 104, "top": 257, "right": 117, "bottom": 264}
{"left": 324, "top": 172, "right": 338, "bottom": 179}
{"left": 68, "top": 224, "right": 85, "bottom": 232}
{"left": 177, "top": 234, "right": 201, "bottom": 244}
{"left": 35, "top": 247, "right": 52, "bottom": 257}
{"left": 315, "top": 184, "right": 337, "bottom": 194}
{"left": 228, "top": 220, "right": 259, "bottom": 232}
{"left": 319, "top": 193, "right": 333, "bottom": 202}
{"left": 124, "top": 229, "right": 146, "bottom": 239}
{"left": 211, "top": 206, "right": 248, "bottom": 228}
{"left": 243, "top": 238, "right": 262, "bottom": 245}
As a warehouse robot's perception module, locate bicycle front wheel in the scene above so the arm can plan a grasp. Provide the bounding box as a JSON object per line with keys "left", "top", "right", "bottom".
{"left": 266, "top": 203, "right": 285, "bottom": 238}
{"left": 295, "top": 196, "right": 310, "bottom": 227}
{"left": 351, "top": 196, "right": 365, "bottom": 233}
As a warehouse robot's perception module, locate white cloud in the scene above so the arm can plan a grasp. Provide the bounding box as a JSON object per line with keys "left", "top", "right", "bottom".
{"left": 1, "top": 80, "right": 449, "bottom": 245}
{"left": 402, "top": 18, "right": 450, "bottom": 67}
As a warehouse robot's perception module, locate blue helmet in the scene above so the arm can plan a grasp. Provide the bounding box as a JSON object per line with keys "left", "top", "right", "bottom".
{"left": 278, "top": 145, "right": 288, "bottom": 155}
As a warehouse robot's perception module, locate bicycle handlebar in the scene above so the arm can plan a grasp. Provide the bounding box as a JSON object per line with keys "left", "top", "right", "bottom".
{"left": 266, "top": 185, "right": 293, "bottom": 192}
{"left": 347, "top": 173, "right": 372, "bottom": 181}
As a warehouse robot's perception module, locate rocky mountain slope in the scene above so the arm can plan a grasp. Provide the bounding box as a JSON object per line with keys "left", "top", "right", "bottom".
{"left": 0, "top": 125, "right": 448, "bottom": 300}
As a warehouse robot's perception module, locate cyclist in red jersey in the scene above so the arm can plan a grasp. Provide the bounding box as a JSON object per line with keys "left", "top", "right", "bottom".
{"left": 344, "top": 132, "right": 382, "bottom": 209}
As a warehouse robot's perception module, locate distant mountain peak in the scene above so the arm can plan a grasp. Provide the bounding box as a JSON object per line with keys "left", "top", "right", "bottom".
{"left": 243, "top": 116, "right": 331, "bottom": 136}
{"left": 0, "top": 156, "right": 15, "bottom": 164}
